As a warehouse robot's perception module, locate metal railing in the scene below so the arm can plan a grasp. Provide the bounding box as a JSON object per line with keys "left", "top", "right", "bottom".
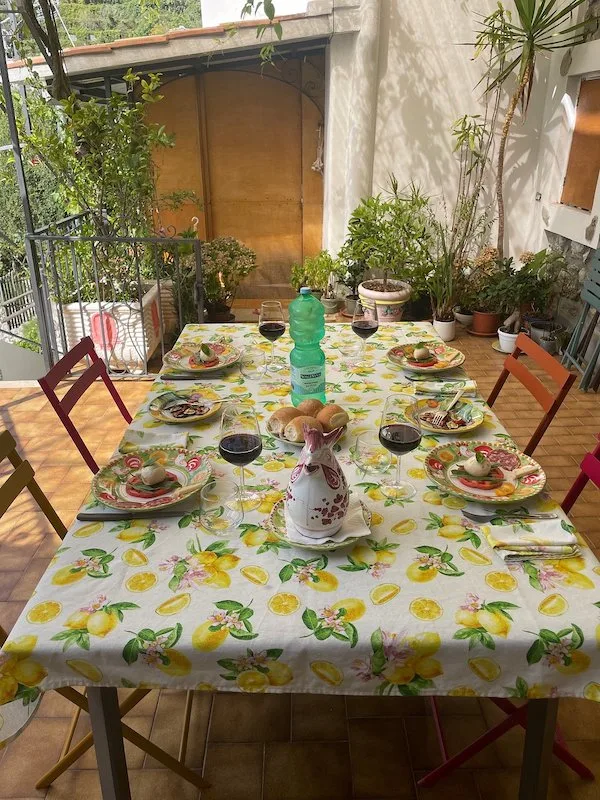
{"left": 0, "top": 256, "right": 38, "bottom": 348}
{"left": 27, "top": 231, "right": 203, "bottom": 377}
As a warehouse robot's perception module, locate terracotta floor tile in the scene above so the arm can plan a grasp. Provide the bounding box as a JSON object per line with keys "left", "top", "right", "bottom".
{"left": 291, "top": 694, "right": 347, "bottom": 741}
{"left": 0, "top": 571, "right": 21, "bottom": 601}
{"left": 552, "top": 740, "right": 600, "bottom": 800}
{"left": 435, "top": 696, "right": 482, "bottom": 716}
{"left": 116, "top": 687, "right": 160, "bottom": 717}
{"left": 129, "top": 769, "right": 201, "bottom": 800}
{"left": 263, "top": 741, "right": 352, "bottom": 800}
{"left": 69, "top": 714, "right": 153, "bottom": 770}
{"left": 44, "top": 769, "right": 102, "bottom": 800}
{"left": 8, "top": 557, "right": 51, "bottom": 601}
{"left": 201, "top": 742, "right": 263, "bottom": 800}
{"left": 441, "top": 715, "right": 501, "bottom": 769}
{"left": 414, "top": 770, "right": 481, "bottom": 800}
{"left": 348, "top": 718, "right": 415, "bottom": 799}
{"left": 474, "top": 767, "right": 571, "bottom": 800}
{"left": 346, "top": 695, "right": 427, "bottom": 718}
{"left": 208, "top": 692, "right": 291, "bottom": 743}
{"left": 558, "top": 698, "right": 600, "bottom": 741}
{"left": 0, "top": 600, "right": 26, "bottom": 630}
{"left": 0, "top": 717, "right": 70, "bottom": 797}
{"left": 145, "top": 690, "right": 212, "bottom": 769}
{"left": 404, "top": 716, "right": 444, "bottom": 771}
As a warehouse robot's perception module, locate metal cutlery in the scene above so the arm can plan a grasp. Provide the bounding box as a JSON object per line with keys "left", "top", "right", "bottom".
{"left": 431, "top": 386, "right": 465, "bottom": 427}
{"left": 463, "top": 509, "right": 558, "bottom": 523}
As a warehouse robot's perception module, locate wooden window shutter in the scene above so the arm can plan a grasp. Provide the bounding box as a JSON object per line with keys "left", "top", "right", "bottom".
{"left": 561, "top": 79, "right": 600, "bottom": 211}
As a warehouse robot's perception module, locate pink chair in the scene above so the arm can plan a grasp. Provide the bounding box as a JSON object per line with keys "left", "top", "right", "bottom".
{"left": 38, "top": 337, "right": 132, "bottom": 473}
{"left": 419, "top": 439, "right": 600, "bottom": 789}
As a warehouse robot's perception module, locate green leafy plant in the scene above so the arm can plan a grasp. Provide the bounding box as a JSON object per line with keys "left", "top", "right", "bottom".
{"left": 290, "top": 251, "right": 338, "bottom": 292}
{"left": 201, "top": 237, "right": 258, "bottom": 316}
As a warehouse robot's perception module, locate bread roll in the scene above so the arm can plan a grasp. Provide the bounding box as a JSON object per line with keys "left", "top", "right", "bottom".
{"left": 267, "top": 406, "right": 302, "bottom": 435}
{"left": 296, "top": 398, "right": 324, "bottom": 416}
{"left": 283, "top": 416, "right": 323, "bottom": 443}
{"left": 316, "top": 404, "right": 350, "bottom": 432}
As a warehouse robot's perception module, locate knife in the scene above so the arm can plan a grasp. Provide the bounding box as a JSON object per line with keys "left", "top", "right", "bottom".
{"left": 77, "top": 499, "right": 201, "bottom": 522}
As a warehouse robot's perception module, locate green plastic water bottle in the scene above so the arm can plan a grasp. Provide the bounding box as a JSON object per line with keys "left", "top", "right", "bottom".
{"left": 289, "top": 287, "right": 326, "bottom": 406}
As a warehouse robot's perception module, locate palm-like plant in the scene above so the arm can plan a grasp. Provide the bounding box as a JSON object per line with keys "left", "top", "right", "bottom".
{"left": 474, "top": 0, "right": 590, "bottom": 257}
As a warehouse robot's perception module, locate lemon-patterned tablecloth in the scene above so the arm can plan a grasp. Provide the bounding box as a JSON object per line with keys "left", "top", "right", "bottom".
{"left": 2, "top": 322, "right": 600, "bottom": 746}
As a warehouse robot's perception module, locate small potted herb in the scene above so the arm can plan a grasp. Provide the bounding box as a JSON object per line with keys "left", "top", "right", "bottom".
{"left": 290, "top": 251, "right": 337, "bottom": 300}
{"left": 334, "top": 256, "right": 367, "bottom": 315}
{"left": 202, "top": 237, "right": 258, "bottom": 322}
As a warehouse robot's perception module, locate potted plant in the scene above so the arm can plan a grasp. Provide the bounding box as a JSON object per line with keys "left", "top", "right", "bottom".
{"left": 290, "top": 251, "right": 337, "bottom": 301}
{"left": 334, "top": 255, "right": 367, "bottom": 315}
{"left": 341, "top": 179, "right": 431, "bottom": 321}
{"left": 465, "top": 247, "right": 505, "bottom": 336}
{"left": 321, "top": 275, "right": 340, "bottom": 315}
{"left": 203, "top": 237, "right": 258, "bottom": 322}
{"left": 428, "top": 255, "right": 456, "bottom": 341}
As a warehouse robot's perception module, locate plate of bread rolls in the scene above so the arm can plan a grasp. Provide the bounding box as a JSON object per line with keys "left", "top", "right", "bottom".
{"left": 266, "top": 399, "right": 350, "bottom": 447}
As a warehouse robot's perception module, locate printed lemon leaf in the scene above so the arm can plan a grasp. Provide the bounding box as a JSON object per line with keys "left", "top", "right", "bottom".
{"left": 123, "top": 639, "right": 140, "bottom": 665}
{"left": 178, "top": 515, "right": 193, "bottom": 528}
{"left": 453, "top": 628, "right": 480, "bottom": 640}
{"left": 265, "top": 648, "right": 283, "bottom": 659}
{"left": 302, "top": 608, "right": 319, "bottom": 631}
{"left": 229, "top": 630, "right": 258, "bottom": 641}
{"left": 121, "top": 678, "right": 136, "bottom": 688}
{"left": 485, "top": 601, "right": 519, "bottom": 621}
{"left": 561, "top": 520, "right": 575, "bottom": 534}
{"left": 217, "top": 658, "right": 239, "bottom": 671}
{"left": 516, "top": 677, "right": 529, "bottom": 698}
{"left": 238, "top": 608, "right": 254, "bottom": 622}
{"left": 375, "top": 680, "right": 391, "bottom": 696}
{"left": 539, "top": 628, "right": 562, "bottom": 644}
{"left": 342, "top": 622, "right": 358, "bottom": 648}
{"left": 522, "top": 561, "right": 543, "bottom": 592}
{"left": 416, "top": 546, "right": 442, "bottom": 556}
{"left": 51, "top": 629, "right": 90, "bottom": 651}
{"left": 16, "top": 686, "right": 41, "bottom": 705}
{"left": 412, "top": 676, "right": 435, "bottom": 690}
{"left": 384, "top": 496, "right": 413, "bottom": 507}
{"left": 137, "top": 628, "right": 158, "bottom": 642}
{"left": 291, "top": 558, "right": 307, "bottom": 568}
{"left": 215, "top": 600, "right": 244, "bottom": 612}
{"left": 594, "top": 602, "right": 600, "bottom": 610}
{"left": 480, "top": 632, "right": 496, "bottom": 650}
{"left": 458, "top": 529, "right": 482, "bottom": 548}
{"left": 279, "top": 564, "right": 294, "bottom": 583}
{"left": 81, "top": 548, "right": 109, "bottom": 557}
{"left": 571, "top": 623, "right": 584, "bottom": 649}
{"left": 165, "top": 624, "right": 183, "bottom": 648}
{"left": 526, "top": 639, "right": 546, "bottom": 665}
{"left": 315, "top": 628, "right": 333, "bottom": 640}
{"left": 425, "top": 513, "right": 443, "bottom": 529}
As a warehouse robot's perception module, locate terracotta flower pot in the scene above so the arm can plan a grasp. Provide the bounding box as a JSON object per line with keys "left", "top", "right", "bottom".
{"left": 358, "top": 280, "right": 411, "bottom": 322}
{"left": 471, "top": 311, "right": 502, "bottom": 337}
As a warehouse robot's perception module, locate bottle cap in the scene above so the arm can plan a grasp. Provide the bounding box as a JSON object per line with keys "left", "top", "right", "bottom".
{"left": 300, "top": 287, "right": 311, "bottom": 295}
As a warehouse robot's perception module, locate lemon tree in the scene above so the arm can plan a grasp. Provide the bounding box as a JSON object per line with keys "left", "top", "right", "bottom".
{"left": 301, "top": 606, "right": 359, "bottom": 648}
{"left": 122, "top": 623, "right": 183, "bottom": 667}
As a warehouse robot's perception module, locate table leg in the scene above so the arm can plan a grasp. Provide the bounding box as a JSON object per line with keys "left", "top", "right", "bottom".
{"left": 87, "top": 687, "right": 131, "bottom": 800}
{"left": 519, "top": 698, "right": 559, "bottom": 800}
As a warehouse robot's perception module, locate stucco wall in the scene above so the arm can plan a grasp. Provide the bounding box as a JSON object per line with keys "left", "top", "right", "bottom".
{"left": 324, "top": 0, "right": 549, "bottom": 259}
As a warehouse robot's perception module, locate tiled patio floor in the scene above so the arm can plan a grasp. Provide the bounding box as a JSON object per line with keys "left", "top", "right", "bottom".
{"left": 1, "top": 326, "right": 600, "bottom": 799}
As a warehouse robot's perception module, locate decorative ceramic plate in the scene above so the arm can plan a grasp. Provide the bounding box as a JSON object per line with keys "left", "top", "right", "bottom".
{"left": 149, "top": 389, "right": 222, "bottom": 424}
{"left": 163, "top": 342, "right": 239, "bottom": 373}
{"left": 425, "top": 441, "right": 546, "bottom": 505}
{"left": 271, "top": 427, "right": 347, "bottom": 449}
{"left": 92, "top": 446, "right": 212, "bottom": 510}
{"left": 387, "top": 342, "right": 465, "bottom": 373}
{"left": 267, "top": 499, "right": 372, "bottom": 551}
{"left": 405, "top": 398, "right": 484, "bottom": 435}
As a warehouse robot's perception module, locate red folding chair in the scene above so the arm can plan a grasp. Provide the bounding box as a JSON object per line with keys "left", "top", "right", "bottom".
{"left": 419, "top": 438, "right": 600, "bottom": 789}
{"left": 487, "top": 333, "right": 576, "bottom": 456}
{"left": 38, "top": 337, "right": 132, "bottom": 473}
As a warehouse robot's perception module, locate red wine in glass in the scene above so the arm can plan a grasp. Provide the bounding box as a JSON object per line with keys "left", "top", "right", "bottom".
{"left": 352, "top": 320, "right": 379, "bottom": 339}
{"left": 218, "top": 433, "right": 263, "bottom": 466}
{"left": 259, "top": 322, "right": 286, "bottom": 342}
{"left": 378, "top": 424, "right": 421, "bottom": 454}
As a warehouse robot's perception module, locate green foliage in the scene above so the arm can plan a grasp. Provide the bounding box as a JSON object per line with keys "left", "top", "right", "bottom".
{"left": 202, "top": 237, "right": 257, "bottom": 312}
{"left": 339, "top": 178, "right": 432, "bottom": 297}
{"left": 15, "top": 317, "right": 41, "bottom": 352}
{"left": 290, "top": 251, "right": 338, "bottom": 292}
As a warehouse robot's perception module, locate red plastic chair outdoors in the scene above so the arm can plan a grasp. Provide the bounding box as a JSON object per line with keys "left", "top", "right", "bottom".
{"left": 38, "top": 337, "right": 132, "bottom": 473}
{"left": 487, "top": 333, "right": 576, "bottom": 456}
{"left": 419, "top": 438, "right": 600, "bottom": 789}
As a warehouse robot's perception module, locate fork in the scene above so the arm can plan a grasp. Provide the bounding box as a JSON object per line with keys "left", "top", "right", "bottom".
{"left": 431, "top": 386, "right": 465, "bottom": 427}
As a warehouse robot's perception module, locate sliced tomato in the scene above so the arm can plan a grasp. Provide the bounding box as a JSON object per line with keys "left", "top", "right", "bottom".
{"left": 189, "top": 355, "right": 219, "bottom": 369}
{"left": 458, "top": 466, "right": 504, "bottom": 490}
{"left": 126, "top": 471, "right": 178, "bottom": 499}
{"left": 473, "top": 445, "right": 493, "bottom": 456}
{"left": 408, "top": 358, "right": 437, "bottom": 368}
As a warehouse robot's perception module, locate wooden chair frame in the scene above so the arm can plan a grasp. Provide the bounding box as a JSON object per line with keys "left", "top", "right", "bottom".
{"left": 38, "top": 337, "right": 132, "bottom": 473}
{"left": 562, "top": 436, "right": 600, "bottom": 514}
{"left": 487, "top": 333, "right": 576, "bottom": 456}
{"left": 0, "top": 431, "right": 208, "bottom": 791}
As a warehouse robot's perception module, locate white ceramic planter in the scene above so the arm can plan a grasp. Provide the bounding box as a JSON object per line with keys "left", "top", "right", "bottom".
{"left": 433, "top": 318, "right": 456, "bottom": 342}
{"left": 497, "top": 326, "right": 519, "bottom": 354}
{"left": 453, "top": 307, "right": 473, "bottom": 328}
{"left": 53, "top": 281, "right": 177, "bottom": 374}
{"left": 358, "top": 280, "right": 411, "bottom": 322}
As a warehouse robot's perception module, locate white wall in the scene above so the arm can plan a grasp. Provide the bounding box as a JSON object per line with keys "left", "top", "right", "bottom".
{"left": 323, "top": 0, "right": 549, "bottom": 258}
{"left": 201, "top": 0, "right": 309, "bottom": 28}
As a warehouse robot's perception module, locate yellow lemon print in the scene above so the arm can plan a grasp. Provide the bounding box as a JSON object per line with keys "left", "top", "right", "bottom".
{"left": 268, "top": 593, "right": 300, "bottom": 615}
{"left": 331, "top": 598, "right": 366, "bottom": 622}
{"left": 583, "top": 682, "right": 600, "bottom": 702}
{"left": 448, "top": 686, "right": 479, "bottom": 697}
{"left": 442, "top": 496, "right": 467, "bottom": 510}
{"left": 203, "top": 570, "right": 231, "bottom": 589}
{"left": 384, "top": 663, "right": 415, "bottom": 685}
{"left": 536, "top": 498, "right": 559, "bottom": 512}
{"left": 66, "top": 660, "right": 103, "bottom": 682}
{"left": 468, "top": 657, "right": 501, "bottom": 682}
{"left": 310, "top": 570, "right": 339, "bottom": 592}
{"left": 125, "top": 572, "right": 157, "bottom": 592}
{"left": 64, "top": 610, "right": 91, "bottom": 630}
{"left": 196, "top": 683, "right": 216, "bottom": 692}
{"left": 158, "top": 649, "right": 192, "bottom": 677}
{"left": 9, "top": 659, "right": 47, "bottom": 687}
{"left": 485, "top": 572, "right": 518, "bottom": 592}
{"left": 391, "top": 519, "right": 416, "bottom": 535}
{"left": 555, "top": 650, "right": 590, "bottom": 675}
{"left": 26, "top": 601, "right": 62, "bottom": 625}
{"left": 116, "top": 529, "right": 151, "bottom": 543}
{"left": 459, "top": 548, "right": 492, "bottom": 566}
{"left": 593, "top": 566, "right": 600, "bottom": 577}
{"left": 538, "top": 594, "right": 568, "bottom": 616}
{"left": 266, "top": 661, "right": 293, "bottom": 686}
{"left": 455, "top": 609, "right": 480, "bottom": 628}
{"left": 241, "top": 528, "right": 268, "bottom": 547}
{"left": 192, "top": 621, "right": 228, "bottom": 651}
{"left": 73, "top": 521, "right": 103, "bottom": 538}
{"left": 310, "top": 661, "right": 343, "bottom": 686}
{"left": 476, "top": 609, "right": 510, "bottom": 638}
{"left": 370, "top": 512, "right": 384, "bottom": 526}
{"left": 3, "top": 635, "right": 37, "bottom": 658}
{"left": 370, "top": 584, "right": 400, "bottom": 606}
{"left": 156, "top": 594, "right": 191, "bottom": 616}
{"left": 438, "top": 524, "right": 466, "bottom": 540}
{"left": 559, "top": 572, "right": 595, "bottom": 590}
{"left": 407, "top": 468, "right": 426, "bottom": 480}
{"left": 237, "top": 670, "right": 269, "bottom": 692}
{"left": 423, "top": 490, "right": 443, "bottom": 506}
{"left": 406, "top": 563, "right": 437, "bottom": 583}
{"left": 409, "top": 598, "right": 442, "bottom": 621}
{"left": 263, "top": 460, "right": 285, "bottom": 472}
{"left": 86, "top": 610, "right": 117, "bottom": 637}
{"left": 240, "top": 566, "right": 269, "bottom": 585}
{"left": 52, "top": 566, "right": 85, "bottom": 586}
{"left": 0, "top": 676, "right": 18, "bottom": 704}
{"left": 122, "top": 549, "right": 149, "bottom": 567}
{"left": 409, "top": 632, "right": 441, "bottom": 658}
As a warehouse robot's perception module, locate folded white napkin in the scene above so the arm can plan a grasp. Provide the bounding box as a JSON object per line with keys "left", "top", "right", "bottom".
{"left": 482, "top": 513, "right": 580, "bottom": 562}
{"left": 118, "top": 428, "right": 190, "bottom": 454}
{"left": 283, "top": 495, "right": 371, "bottom": 546}
{"left": 414, "top": 380, "right": 478, "bottom": 396}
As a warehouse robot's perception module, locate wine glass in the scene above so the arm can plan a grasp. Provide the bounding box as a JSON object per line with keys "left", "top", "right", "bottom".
{"left": 351, "top": 299, "right": 378, "bottom": 362}
{"left": 354, "top": 431, "right": 392, "bottom": 476}
{"left": 200, "top": 478, "right": 244, "bottom": 536}
{"left": 259, "top": 301, "right": 286, "bottom": 372}
{"left": 219, "top": 403, "right": 263, "bottom": 506}
{"left": 378, "top": 396, "right": 422, "bottom": 499}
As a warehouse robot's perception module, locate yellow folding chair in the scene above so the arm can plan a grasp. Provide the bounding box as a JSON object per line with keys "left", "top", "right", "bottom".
{"left": 0, "top": 430, "right": 207, "bottom": 791}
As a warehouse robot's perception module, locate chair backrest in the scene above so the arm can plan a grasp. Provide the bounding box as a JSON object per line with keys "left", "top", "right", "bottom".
{"left": 0, "top": 430, "right": 67, "bottom": 539}
{"left": 561, "top": 437, "right": 600, "bottom": 514}
{"left": 487, "top": 333, "right": 576, "bottom": 455}
{"left": 38, "top": 336, "right": 132, "bottom": 473}
{"left": 0, "top": 625, "right": 6, "bottom": 646}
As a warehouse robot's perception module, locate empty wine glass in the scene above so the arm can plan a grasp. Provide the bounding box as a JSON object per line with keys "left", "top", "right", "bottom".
{"left": 219, "top": 403, "right": 263, "bottom": 506}
{"left": 354, "top": 431, "right": 392, "bottom": 476}
{"left": 200, "top": 478, "right": 244, "bottom": 536}
{"left": 378, "top": 396, "right": 421, "bottom": 499}
{"left": 259, "top": 301, "right": 286, "bottom": 372}
{"left": 351, "top": 299, "right": 379, "bottom": 362}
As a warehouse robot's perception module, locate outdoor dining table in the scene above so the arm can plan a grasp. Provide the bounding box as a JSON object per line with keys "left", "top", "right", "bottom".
{"left": 1, "top": 321, "right": 599, "bottom": 800}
